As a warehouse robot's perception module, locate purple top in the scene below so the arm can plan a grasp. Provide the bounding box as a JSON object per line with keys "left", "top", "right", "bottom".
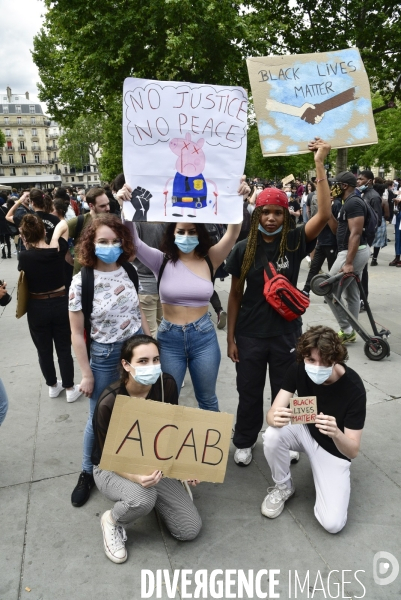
{"left": 127, "top": 221, "right": 213, "bottom": 307}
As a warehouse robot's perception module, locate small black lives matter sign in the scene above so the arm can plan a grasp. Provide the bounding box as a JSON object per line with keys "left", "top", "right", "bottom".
{"left": 290, "top": 396, "right": 317, "bottom": 424}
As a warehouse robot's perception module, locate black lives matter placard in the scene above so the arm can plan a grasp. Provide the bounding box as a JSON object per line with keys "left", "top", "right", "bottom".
{"left": 290, "top": 396, "right": 317, "bottom": 425}
{"left": 247, "top": 48, "right": 377, "bottom": 157}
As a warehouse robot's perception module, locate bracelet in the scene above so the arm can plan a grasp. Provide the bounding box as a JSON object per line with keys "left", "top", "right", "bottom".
{"left": 315, "top": 177, "right": 327, "bottom": 183}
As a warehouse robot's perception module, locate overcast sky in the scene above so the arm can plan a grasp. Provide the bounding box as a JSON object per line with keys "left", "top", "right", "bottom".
{"left": 0, "top": 0, "right": 47, "bottom": 110}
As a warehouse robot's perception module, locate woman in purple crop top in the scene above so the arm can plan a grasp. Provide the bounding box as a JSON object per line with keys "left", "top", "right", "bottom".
{"left": 117, "top": 180, "right": 250, "bottom": 411}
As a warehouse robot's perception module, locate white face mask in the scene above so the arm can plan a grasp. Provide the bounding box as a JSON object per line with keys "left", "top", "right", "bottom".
{"left": 127, "top": 362, "right": 161, "bottom": 385}
{"left": 305, "top": 363, "right": 333, "bottom": 385}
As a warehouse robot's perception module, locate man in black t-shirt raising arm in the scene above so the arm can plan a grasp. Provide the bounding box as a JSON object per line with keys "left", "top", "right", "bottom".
{"left": 262, "top": 326, "right": 366, "bottom": 534}
{"left": 325, "top": 172, "right": 370, "bottom": 343}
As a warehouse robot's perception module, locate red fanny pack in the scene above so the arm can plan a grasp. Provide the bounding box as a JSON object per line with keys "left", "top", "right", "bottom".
{"left": 262, "top": 259, "right": 310, "bottom": 321}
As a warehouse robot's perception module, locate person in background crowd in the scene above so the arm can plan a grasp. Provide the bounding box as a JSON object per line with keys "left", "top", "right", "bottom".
{"left": 6, "top": 190, "right": 33, "bottom": 250}
{"left": 324, "top": 172, "right": 370, "bottom": 341}
{"left": 28, "top": 189, "right": 60, "bottom": 242}
{"left": 104, "top": 184, "right": 121, "bottom": 215}
{"left": 18, "top": 214, "right": 81, "bottom": 404}
{"left": 53, "top": 199, "right": 74, "bottom": 288}
{"left": 370, "top": 180, "right": 388, "bottom": 267}
{"left": 92, "top": 335, "right": 201, "bottom": 564}
{"left": 53, "top": 187, "right": 111, "bottom": 276}
{"left": 65, "top": 214, "right": 149, "bottom": 508}
{"left": 134, "top": 221, "right": 168, "bottom": 338}
{"left": 389, "top": 191, "right": 401, "bottom": 266}
{"left": 0, "top": 195, "right": 12, "bottom": 259}
{"left": 261, "top": 326, "right": 366, "bottom": 534}
{"left": 384, "top": 180, "right": 396, "bottom": 223}
{"left": 301, "top": 181, "right": 315, "bottom": 223}
{"left": 225, "top": 138, "right": 332, "bottom": 467}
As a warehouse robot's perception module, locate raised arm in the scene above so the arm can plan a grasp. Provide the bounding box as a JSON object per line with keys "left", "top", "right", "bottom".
{"left": 304, "top": 138, "right": 332, "bottom": 242}
{"left": 49, "top": 219, "right": 68, "bottom": 248}
{"left": 208, "top": 176, "right": 250, "bottom": 269}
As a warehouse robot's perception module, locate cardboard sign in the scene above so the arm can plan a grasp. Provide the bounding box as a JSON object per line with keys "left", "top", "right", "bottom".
{"left": 99, "top": 396, "right": 234, "bottom": 483}
{"left": 282, "top": 174, "right": 294, "bottom": 185}
{"left": 247, "top": 48, "right": 377, "bottom": 157}
{"left": 290, "top": 396, "right": 317, "bottom": 424}
{"left": 123, "top": 78, "right": 248, "bottom": 224}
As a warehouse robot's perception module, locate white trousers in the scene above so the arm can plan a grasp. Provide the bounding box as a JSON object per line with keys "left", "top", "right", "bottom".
{"left": 262, "top": 425, "right": 351, "bottom": 534}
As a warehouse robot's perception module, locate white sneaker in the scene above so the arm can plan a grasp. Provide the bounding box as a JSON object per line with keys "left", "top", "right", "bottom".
{"left": 66, "top": 385, "right": 82, "bottom": 403}
{"left": 100, "top": 510, "right": 128, "bottom": 564}
{"left": 234, "top": 444, "right": 256, "bottom": 467}
{"left": 49, "top": 380, "right": 64, "bottom": 398}
{"left": 306, "top": 256, "right": 311, "bottom": 264}
{"left": 290, "top": 450, "right": 300, "bottom": 464}
{"left": 261, "top": 483, "right": 295, "bottom": 519}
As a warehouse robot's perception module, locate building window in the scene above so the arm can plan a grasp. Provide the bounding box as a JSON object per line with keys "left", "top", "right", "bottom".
{"left": 15, "top": 105, "right": 21, "bottom": 113}
{"left": 34, "top": 154, "right": 40, "bottom": 163}
{"left": 9, "top": 155, "right": 14, "bottom": 164}
{"left": 23, "top": 169, "right": 28, "bottom": 176}
{"left": 53, "top": 152, "right": 57, "bottom": 160}
{"left": 71, "top": 177, "right": 75, "bottom": 182}
{"left": 17, "top": 116, "right": 21, "bottom": 124}
{"left": 32, "top": 143, "right": 39, "bottom": 151}
{"left": 64, "top": 167, "right": 68, "bottom": 174}
{"left": 0, "top": 156, "right": 2, "bottom": 164}
{"left": 87, "top": 176, "right": 91, "bottom": 182}
{"left": 4, "top": 117, "right": 9, "bottom": 124}
{"left": 5, "top": 129, "right": 11, "bottom": 137}
{"left": 65, "top": 177, "right": 69, "bottom": 182}
{"left": 10, "top": 168, "right": 16, "bottom": 176}
{"left": 21, "top": 154, "right": 26, "bottom": 164}
{"left": 78, "top": 176, "right": 84, "bottom": 182}
{"left": 31, "top": 117, "right": 36, "bottom": 125}
{"left": 36, "top": 169, "right": 41, "bottom": 175}
{"left": 15, "top": 96, "right": 19, "bottom": 101}
{"left": 20, "top": 141, "right": 25, "bottom": 150}
{"left": 6, "top": 141, "right": 12, "bottom": 149}
{"left": 18, "top": 129, "right": 24, "bottom": 136}
{"left": 3, "top": 106, "right": 8, "bottom": 113}
{"left": 0, "top": 168, "right": 4, "bottom": 175}
{"left": 32, "top": 128, "right": 37, "bottom": 136}
{"left": 29, "top": 105, "right": 35, "bottom": 114}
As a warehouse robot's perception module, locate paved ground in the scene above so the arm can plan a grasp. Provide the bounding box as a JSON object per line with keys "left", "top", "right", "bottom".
{"left": 1, "top": 238, "right": 400, "bottom": 600}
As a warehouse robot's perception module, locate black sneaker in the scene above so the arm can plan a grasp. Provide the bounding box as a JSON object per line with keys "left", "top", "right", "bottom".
{"left": 71, "top": 471, "right": 95, "bottom": 507}
{"left": 371, "top": 258, "right": 378, "bottom": 267}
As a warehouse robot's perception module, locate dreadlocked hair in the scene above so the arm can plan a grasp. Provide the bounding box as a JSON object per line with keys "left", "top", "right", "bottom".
{"left": 237, "top": 206, "right": 301, "bottom": 292}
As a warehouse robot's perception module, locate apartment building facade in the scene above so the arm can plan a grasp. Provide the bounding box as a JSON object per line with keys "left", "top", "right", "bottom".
{"left": 0, "top": 87, "right": 62, "bottom": 190}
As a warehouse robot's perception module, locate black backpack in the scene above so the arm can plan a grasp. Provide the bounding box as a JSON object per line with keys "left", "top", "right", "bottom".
{"left": 81, "top": 262, "right": 139, "bottom": 358}
{"left": 354, "top": 196, "right": 379, "bottom": 246}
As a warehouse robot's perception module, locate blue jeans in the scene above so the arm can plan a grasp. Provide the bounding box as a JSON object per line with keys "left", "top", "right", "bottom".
{"left": 82, "top": 331, "right": 143, "bottom": 473}
{"left": 0, "top": 378, "right": 9, "bottom": 426}
{"left": 157, "top": 313, "right": 220, "bottom": 412}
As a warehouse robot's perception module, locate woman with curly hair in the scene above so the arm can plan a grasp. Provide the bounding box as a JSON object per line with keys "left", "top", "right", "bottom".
{"left": 116, "top": 179, "right": 250, "bottom": 412}
{"left": 225, "top": 138, "right": 333, "bottom": 467}
{"left": 61, "top": 213, "right": 150, "bottom": 508}
{"left": 18, "top": 214, "right": 80, "bottom": 402}
{"left": 261, "top": 326, "right": 366, "bottom": 533}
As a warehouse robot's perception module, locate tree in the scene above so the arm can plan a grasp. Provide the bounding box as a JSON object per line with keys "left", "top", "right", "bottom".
{"left": 0, "top": 129, "right": 5, "bottom": 149}
{"left": 59, "top": 115, "right": 104, "bottom": 176}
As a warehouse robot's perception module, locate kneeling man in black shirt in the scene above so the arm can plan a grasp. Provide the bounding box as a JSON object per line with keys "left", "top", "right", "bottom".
{"left": 261, "top": 326, "right": 366, "bottom": 534}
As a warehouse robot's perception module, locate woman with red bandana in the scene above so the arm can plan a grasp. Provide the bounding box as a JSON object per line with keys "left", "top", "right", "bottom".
{"left": 225, "top": 138, "right": 332, "bottom": 466}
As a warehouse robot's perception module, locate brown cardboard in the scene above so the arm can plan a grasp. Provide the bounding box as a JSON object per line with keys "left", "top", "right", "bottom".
{"left": 290, "top": 396, "right": 317, "bottom": 424}
{"left": 99, "top": 396, "right": 234, "bottom": 483}
{"left": 246, "top": 48, "right": 378, "bottom": 157}
{"left": 282, "top": 174, "right": 294, "bottom": 185}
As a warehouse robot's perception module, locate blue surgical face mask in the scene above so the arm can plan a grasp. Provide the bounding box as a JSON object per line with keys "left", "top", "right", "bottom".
{"left": 258, "top": 224, "right": 283, "bottom": 236}
{"left": 358, "top": 184, "right": 367, "bottom": 192}
{"left": 94, "top": 244, "right": 123, "bottom": 264}
{"left": 305, "top": 363, "right": 333, "bottom": 385}
{"left": 174, "top": 234, "right": 199, "bottom": 253}
{"left": 129, "top": 363, "right": 162, "bottom": 386}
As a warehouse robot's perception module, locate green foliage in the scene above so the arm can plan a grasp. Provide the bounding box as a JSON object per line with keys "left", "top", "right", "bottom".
{"left": 59, "top": 114, "right": 104, "bottom": 175}
{"left": 0, "top": 129, "right": 5, "bottom": 149}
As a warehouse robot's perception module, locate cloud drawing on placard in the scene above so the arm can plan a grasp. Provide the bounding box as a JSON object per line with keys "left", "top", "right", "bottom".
{"left": 263, "top": 139, "right": 282, "bottom": 152}
{"left": 287, "top": 145, "right": 299, "bottom": 153}
{"left": 349, "top": 122, "right": 369, "bottom": 140}
{"left": 258, "top": 120, "right": 277, "bottom": 136}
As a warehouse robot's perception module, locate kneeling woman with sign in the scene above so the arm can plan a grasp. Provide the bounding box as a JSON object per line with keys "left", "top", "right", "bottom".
{"left": 92, "top": 334, "right": 202, "bottom": 564}
{"left": 262, "top": 326, "right": 366, "bottom": 534}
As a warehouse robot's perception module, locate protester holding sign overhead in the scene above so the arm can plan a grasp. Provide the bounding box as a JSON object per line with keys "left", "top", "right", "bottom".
{"left": 225, "top": 138, "right": 332, "bottom": 467}
{"left": 118, "top": 178, "right": 249, "bottom": 413}
{"left": 262, "top": 326, "right": 366, "bottom": 533}
{"left": 92, "top": 335, "right": 201, "bottom": 564}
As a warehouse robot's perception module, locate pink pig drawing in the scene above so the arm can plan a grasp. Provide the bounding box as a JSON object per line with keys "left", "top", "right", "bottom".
{"left": 163, "top": 132, "right": 218, "bottom": 218}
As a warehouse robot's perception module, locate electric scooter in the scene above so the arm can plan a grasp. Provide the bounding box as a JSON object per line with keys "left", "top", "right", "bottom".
{"left": 310, "top": 272, "right": 391, "bottom": 361}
